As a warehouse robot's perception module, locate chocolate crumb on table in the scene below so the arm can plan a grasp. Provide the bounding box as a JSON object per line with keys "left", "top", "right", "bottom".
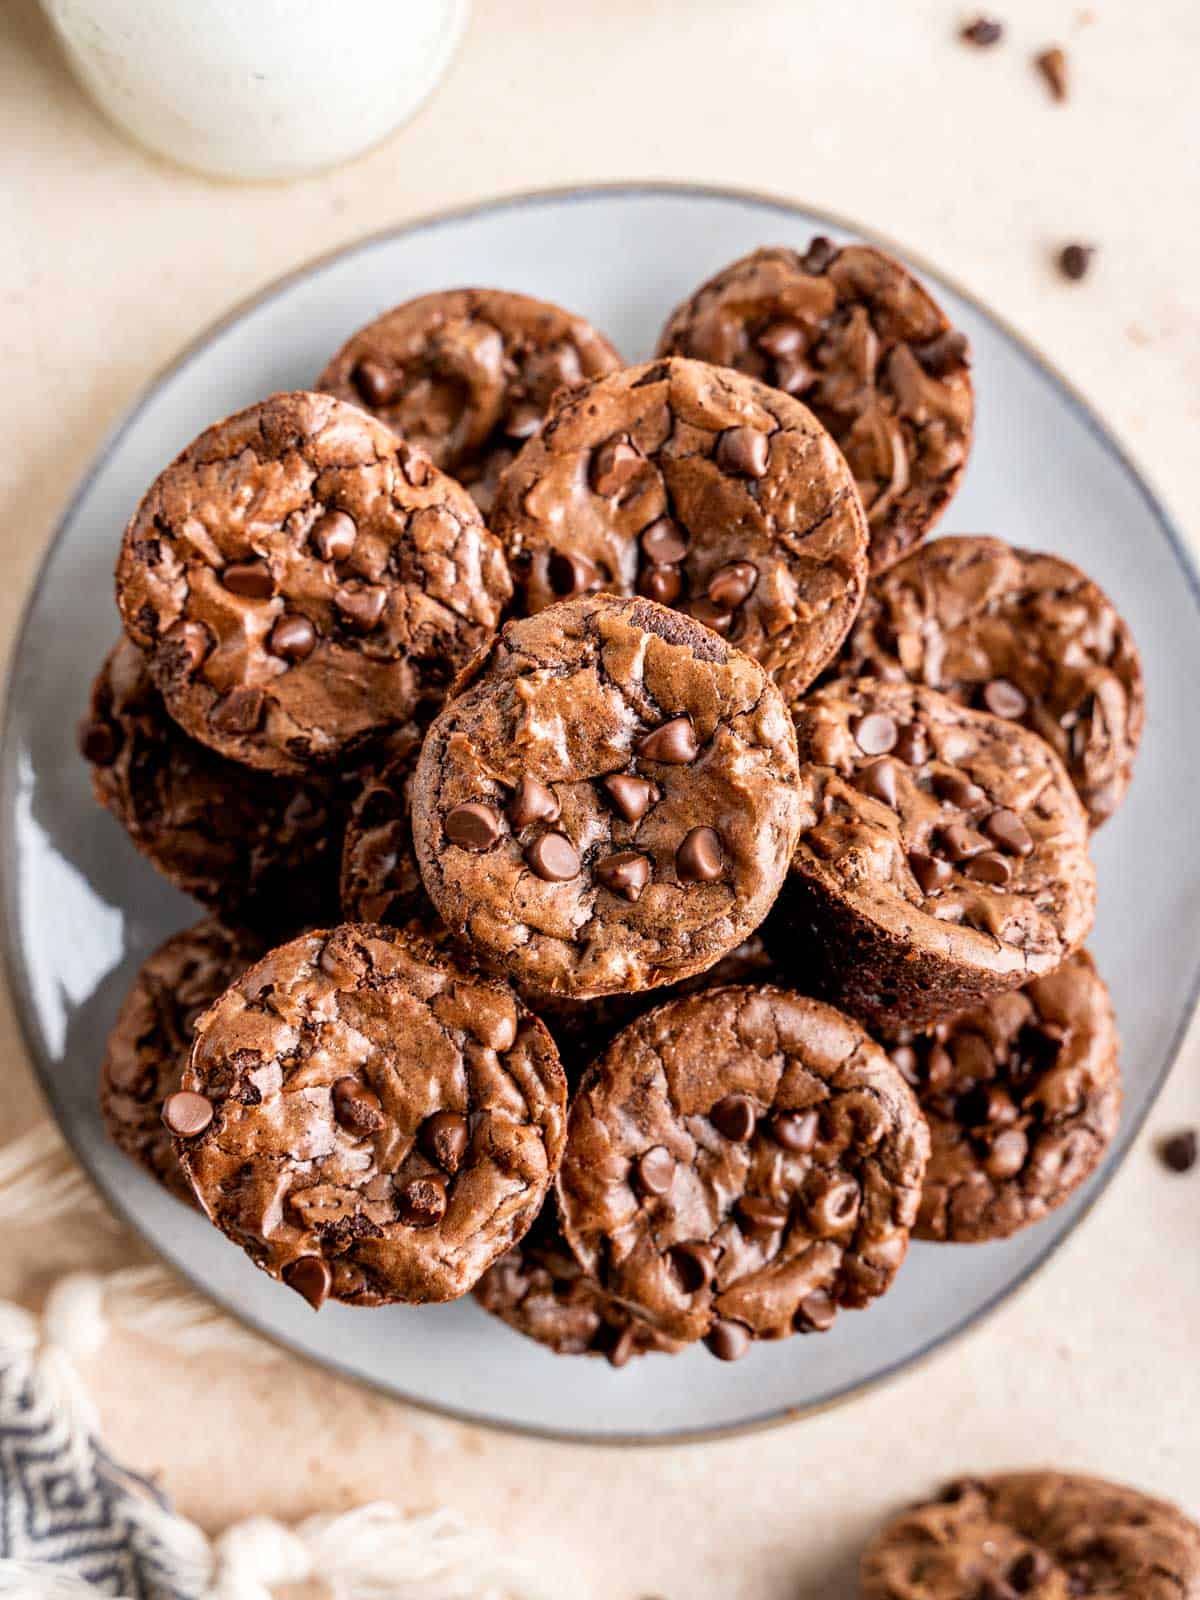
{"left": 1160, "top": 1129, "right": 1198, "bottom": 1174}
{"left": 960, "top": 16, "right": 1004, "bottom": 47}
{"left": 1059, "top": 242, "right": 1096, "bottom": 281}
{"left": 1036, "top": 45, "right": 1070, "bottom": 102}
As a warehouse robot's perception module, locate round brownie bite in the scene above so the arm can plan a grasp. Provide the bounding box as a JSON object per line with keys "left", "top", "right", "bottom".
{"left": 410, "top": 593, "right": 805, "bottom": 999}
{"left": 656, "top": 242, "right": 974, "bottom": 573}
{"left": 115, "top": 391, "right": 512, "bottom": 776}
{"left": 176, "top": 925, "right": 567, "bottom": 1306}
{"left": 889, "top": 949, "right": 1121, "bottom": 1242}
{"left": 838, "top": 534, "right": 1145, "bottom": 826}
{"left": 780, "top": 679, "right": 1096, "bottom": 1030}
{"left": 316, "top": 287, "right": 623, "bottom": 515}
{"left": 490, "top": 356, "right": 869, "bottom": 702}
{"left": 556, "top": 986, "right": 930, "bottom": 1360}
{"left": 100, "top": 918, "right": 264, "bottom": 1206}
{"left": 861, "top": 1471, "right": 1200, "bottom": 1600}
{"left": 81, "top": 637, "right": 345, "bottom": 930}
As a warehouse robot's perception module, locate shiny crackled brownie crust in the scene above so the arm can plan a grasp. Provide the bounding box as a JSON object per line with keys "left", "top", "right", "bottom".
{"left": 779, "top": 679, "right": 1096, "bottom": 1030}
{"left": 657, "top": 241, "right": 973, "bottom": 573}
{"left": 317, "top": 287, "right": 623, "bottom": 516}
{"left": 838, "top": 535, "right": 1144, "bottom": 826}
{"left": 115, "top": 391, "right": 512, "bottom": 776}
{"left": 491, "top": 356, "right": 869, "bottom": 703}
{"left": 410, "top": 593, "right": 805, "bottom": 999}
{"left": 556, "top": 985, "right": 929, "bottom": 1361}
{"left": 176, "top": 925, "right": 567, "bottom": 1306}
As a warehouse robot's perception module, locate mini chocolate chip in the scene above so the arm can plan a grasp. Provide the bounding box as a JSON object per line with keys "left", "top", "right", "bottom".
{"left": 283, "top": 1255, "right": 332, "bottom": 1310}
{"left": 909, "top": 849, "right": 954, "bottom": 893}
{"left": 549, "top": 548, "right": 598, "bottom": 597}
{"left": 395, "top": 440, "right": 432, "bottom": 486}
{"left": 756, "top": 318, "right": 805, "bottom": 357}
{"left": 525, "top": 831, "right": 580, "bottom": 881}
{"left": 602, "top": 773, "right": 660, "bottom": 822}
{"left": 508, "top": 776, "right": 560, "bottom": 828}
{"left": 687, "top": 598, "right": 734, "bottom": 635}
{"left": 982, "top": 677, "right": 1029, "bottom": 718}
{"left": 802, "top": 236, "right": 838, "bottom": 273}
{"left": 893, "top": 722, "right": 929, "bottom": 766}
{"left": 1036, "top": 44, "right": 1068, "bottom": 101}
{"left": 210, "top": 687, "right": 265, "bottom": 735}
{"left": 445, "top": 802, "right": 502, "bottom": 850}
{"left": 933, "top": 770, "right": 990, "bottom": 814}
{"left": 939, "top": 821, "right": 989, "bottom": 860}
{"left": 889, "top": 1045, "right": 920, "bottom": 1087}
{"left": 794, "top": 1289, "right": 836, "bottom": 1334}
{"left": 736, "top": 1195, "right": 791, "bottom": 1233}
{"left": 1059, "top": 242, "right": 1095, "bottom": 281}
{"left": 705, "top": 1319, "right": 752, "bottom": 1362}
{"left": 855, "top": 757, "right": 899, "bottom": 808}
{"left": 396, "top": 1174, "right": 448, "bottom": 1227}
{"left": 80, "top": 721, "right": 119, "bottom": 765}
{"left": 707, "top": 561, "right": 758, "bottom": 608}
{"left": 334, "top": 584, "right": 388, "bottom": 632}
{"left": 608, "top": 1326, "right": 638, "bottom": 1369}
{"left": 914, "top": 330, "right": 970, "bottom": 376}
{"left": 961, "top": 15, "right": 1003, "bottom": 45}
{"left": 1160, "top": 1130, "right": 1198, "bottom": 1173}
{"left": 161, "top": 1090, "right": 213, "bottom": 1137}
{"left": 771, "top": 1110, "right": 819, "bottom": 1152}
{"left": 590, "top": 433, "right": 644, "bottom": 497}
{"left": 162, "top": 619, "right": 212, "bottom": 674}
{"left": 926, "top": 1043, "right": 955, "bottom": 1090}
{"left": 640, "top": 517, "right": 689, "bottom": 565}
{"left": 985, "top": 1127, "right": 1028, "bottom": 1181}
{"left": 985, "top": 807, "right": 1034, "bottom": 856}
{"left": 269, "top": 614, "right": 317, "bottom": 662}
{"left": 676, "top": 826, "right": 724, "bottom": 883}
{"left": 965, "top": 850, "right": 1014, "bottom": 886}
{"left": 715, "top": 426, "right": 769, "bottom": 478}
{"left": 331, "top": 1076, "right": 384, "bottom": 1135}
{"left": 505, "top": 403, "right": 542, "bottom": 441}
{"left": 711, "top": 1093, "right": 756, "bottom": 1141}
{"left": 773, "top": 352, "right": 815, "bottom": 395}
{"left": 353, "top": 357, "right": 400, "bottom": 407}
{"left": 639, "top": 565, "right": 683, "bottom": 605}
{"left": 852, "top": 712, "right": 898, "bottom": 756}
{"left": 669, "top": 1242, "right": 715, "bottom": 1294}
{"left": 638, "top": 717, "right": 698, "bottom": 764}
{"left": 312, "top": 509, "right": 357, "bottom": 562}
{"left": 419, "top": 1111, "right": 470, "bottom": 1174}
{"left": 222, "top": 561, "right": 275, "bottom": 600}
{"left": 634, "top": 1146, "right": 675, "bottom": 1198}
{"left": 595, "top": 851, "right": 651, "bottom": 902}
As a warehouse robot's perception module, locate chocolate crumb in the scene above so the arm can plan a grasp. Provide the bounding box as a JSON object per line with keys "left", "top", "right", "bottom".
{"left": 1036, "top": 45, "right": 1069, "bottom": 101}
{"left": 960, "top": 16, "right": 1004, "bottom": 46}
{"left": 1160, "top": 1130, "right": 1197, "bottom": 1174}
{"left": 1058, "top": 243, "right": 1095, "bottom": 281}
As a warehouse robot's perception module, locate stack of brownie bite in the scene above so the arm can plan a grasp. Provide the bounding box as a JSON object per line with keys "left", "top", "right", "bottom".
{"left": 85, "top": 239, "right": 1141, "bottom": 1365}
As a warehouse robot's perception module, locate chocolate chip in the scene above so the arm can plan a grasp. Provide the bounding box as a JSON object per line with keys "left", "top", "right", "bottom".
{"left": 508, "top": 776, "right": 561, "bottom": 828}
{"left": 852, "top": 712, "right": 898, "bottom": 756}
{"left": 268, "top": 613, "right": 317, "bottom": 662}
{"left": 705, "top": 1319, "right": 751, "bottom": 1362}
{"left": 608, "top": 1326, "right": 638, "bottom": 1369}
{"left": 161, "top": 1090, "right": 214, "bottom": 1137}
{"left": 711, "top": 1093, "right": 757, "bottom": 1141}
{"left": 525, "top": 831, "right": 580, "bottom": 881}
{"left": 909, "top": 849, "right": 954, "bottom": 893}
{"left": 669, "top": 1242, "right": 714, "bottom": 1294}
{"left": 675, "top": 826, "right": 724, "bottom": 883}
{"left": 334, "top": 584, "right": 387, "bottom": 632}
{"left": 802, "top": 236, "right": 838, "bottom": 273}
{"left": 982, "top": 677, "right": 1029, "bottom": 718}
{"left": 331, "top": 1076, "right": 384, "bottom": 1135}
{"left": 1160, "top": 1129, "right": 1197, "bottom": 1174}
{"left": 1058, "top": 242, "right": 1095, "bottom": 281}
{"left": 595, "top": 851, "right": 651, "bottom": 902}
{"left": 640, "top": 517, "right": 689, "bottom": 565}
{"left": 940, "top": 821, "right": 988, "bottom": 860}
{"left": 985, "top": 808, "right": 1034, "bottom": 856}
{"left": 1036, "top": 44, "right": 1068, "bottom": 101}
{"left": 687, "top": 598, "right": 734, "bottom": 636}
{"left": 396, "top": 440, "right": 432, "bottom": 486}
{"left": 639, "top": 565, "right": 683, "bottom": 605}
{"left": 634, "top": 1146, "right": 675, "bottom": 1198}
{"left": 222, "top": 561, "right": 275, "bottom": 599}
{"left": 396, "top": 1174, "right": 448, "bottom": 1228}
{"left": 892, "top": 722, "right": 928, "bottom": 766}
{"left": 855, "top": 757, "right": 899, "bottom": 808}
{"left": 161, "top": 619, "right": 212, "bottom": 675}
{"left": 419, "top": 1111, "right": 470, "bottom": 1174}
{"left": 353, "top": 357, "right": 400, "bottom": 408}
{"left": 548, "top": 548, "right": 598, "bottom": 597}
{"left": 965, "top": 850, "right": 1014, "bottom": 886}
{"left": 210, "top": 686, "right": 265, "bottom": 735}
{"left": 602, "top": 774, "right": 659, "bottom": 822}
{"left": 889, "top": 1045, "right": 920, "bottom": 1087}
{"left": 707, "top": 561, "right": 758, "bottom": 608}
{"left": 444, "top": 801, "right": 502, "bottom": 850}
{"left": 736, "top": 1195, "right": 791, "bottom": 1233}
{"left": 283, "top": 1255, "right": 332, "bottom": 1311}
{"left": 715, "top": 425, "right": 769, "bottom": 478}
{"left": 794, "top": 1289, "right": 836, "bottom": 1333}
{"left": 932, "top": 770, "right": 990, "bottom": 813}
{"left": 960, "top": 15, "right": 1003, "bottom": 45}
{"left": 312, "top": 509, "right": 358, "bottom": 562}
{"left": 773, "top": 352, "right": 816, "bottom": 396}
{"left": 505, "top": 403, "right": 542, "bottom": 441}
{"left": 637, "top": 717, "right": 698, "bottom": 764}
{"left": 590, "top": 433, "right": 643, "bottom": 497}
{"left": 914, "top": 330, "right": 970, "bottom": 376}
{"left": 985, "top": 1127, "right": 1028, "bottom": 1181}
{"left": 756, "top": 318, "right": 806, "bottom": 357}
{"left": 771, "top": 1110, "right": 819, "bottom": 1152}
{"left": 79, "top": 720, "right": 119, "bottom": 765}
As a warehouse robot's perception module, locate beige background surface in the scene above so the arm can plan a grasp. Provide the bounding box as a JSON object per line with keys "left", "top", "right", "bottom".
{"left": 2, "top": 1, "right": 1199, "bottom": 1594}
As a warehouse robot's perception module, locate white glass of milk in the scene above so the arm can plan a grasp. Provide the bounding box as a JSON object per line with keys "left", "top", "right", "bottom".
{"left": 40, "top": 0, "right": 472, "bottom": 181}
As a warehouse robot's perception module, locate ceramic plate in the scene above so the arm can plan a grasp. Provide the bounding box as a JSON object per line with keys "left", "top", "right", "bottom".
{"left": 4, "top": 185, "right": 1198, "bottom": 1444}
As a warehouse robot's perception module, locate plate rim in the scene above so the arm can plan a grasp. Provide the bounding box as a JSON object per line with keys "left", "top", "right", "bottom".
{"left": 4, "top": 178, "right": 1199, "bottom": 1448}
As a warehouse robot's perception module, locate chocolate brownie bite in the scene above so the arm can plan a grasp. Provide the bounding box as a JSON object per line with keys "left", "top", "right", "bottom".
{"left": 176, "top": 925, "right": 567, "bottom": 1306}
{"left": 100, "top": 919, "right": 264, "bottom": 1206}
{"left": 780, "top": 679, "right": 1096, "bottom": 1030}
{"left": 838, "top": 535, "right": 1145, "bottom": 826}
{"left": 491, "top": 356, "right": 869, "bottom": 702}
{"left": 115, "top": 392, "right": 512, "bottom": 776}
{"left": 82, "top": 637, "right": 344, "bottom": 930}
{"left": 861, "top": 1471, "right": 1200, "bottom": 1599}
{"left": 474, "top": 1204, "right": 683, "bottom": 1365}
{"left": 889, "top": 950, "right": 1121, "bottom": 1242}
{"left": 656, "top": 243, "right": 974, "bottom": 573}
{"left": 410, "top": 593, "right": 805, "bottom": 999}
{"left": 316, "top": 288, "right": 623, "bottom": 516}
{"left": 556, "top": 986, "right": 929, "bottom": 1359}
